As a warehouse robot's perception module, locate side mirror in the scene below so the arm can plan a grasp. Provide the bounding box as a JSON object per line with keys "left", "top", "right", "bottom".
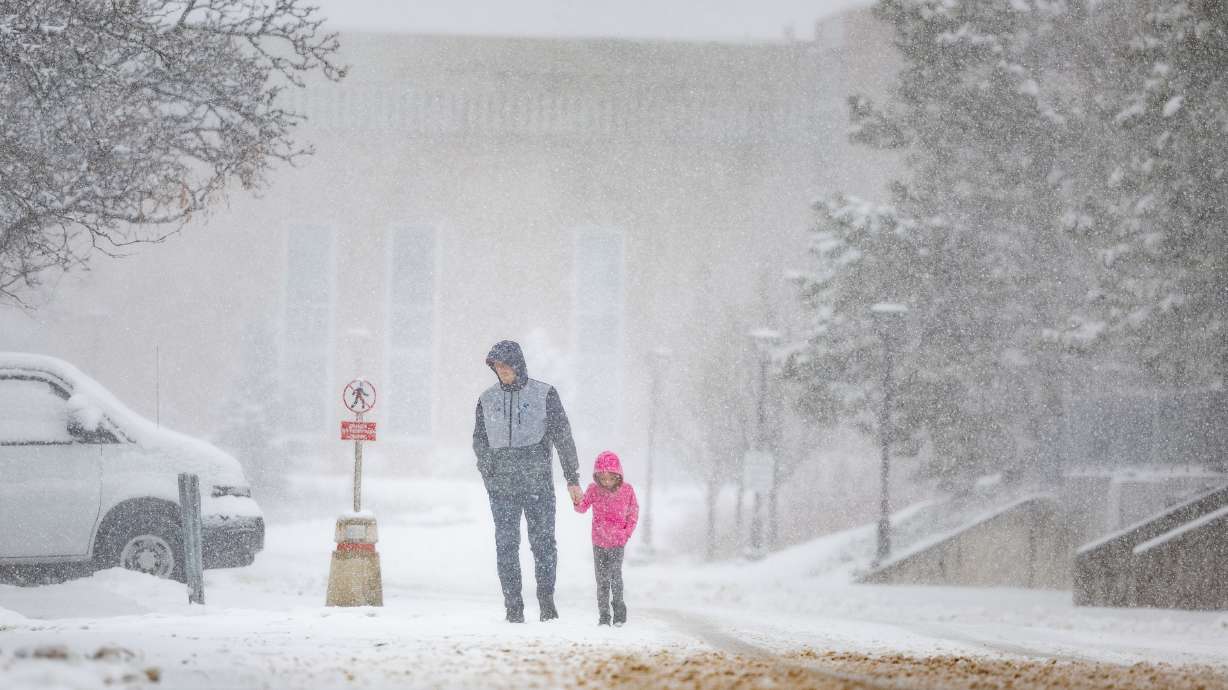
{"left": 67, "top": 395, "right": 105, "bottom": 439}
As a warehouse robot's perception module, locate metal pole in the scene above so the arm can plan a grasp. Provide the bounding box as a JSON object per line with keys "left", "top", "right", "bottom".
{"left": 769, "top": 459, "right": 779, "bottom": 548}
{"left": 876, "top": 334, "right": 893, "bottom": 563}
{"left": 644, "top": 364, "right": 658, "bottom": 552}
{"left": 757, "top": 355, "right": 768, "bottom": 447}
{"left": 764, "top": 353, "right": 780, "bottom": 548}
{"left": 750, "top": 492, "right": 763, "bottom": 554}
{"left": 750, "top": 353, "right": 767, "bottom": 555}
{"left": 353, "top": 412, "right": 363, "bottom": 513}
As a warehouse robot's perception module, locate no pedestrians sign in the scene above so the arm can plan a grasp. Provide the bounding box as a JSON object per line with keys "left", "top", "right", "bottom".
{"left": 343, "top": 379, "right": 377, "bottom": 414}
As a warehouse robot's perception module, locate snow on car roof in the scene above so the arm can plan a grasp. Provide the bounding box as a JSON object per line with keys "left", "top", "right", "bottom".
{"left": 1, "top": 351, "right": 144, "bottom": 434}
{"left": 0, "top": 351, "right": 246, "bottom": 484}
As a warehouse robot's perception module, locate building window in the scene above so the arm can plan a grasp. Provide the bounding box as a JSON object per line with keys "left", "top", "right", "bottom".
{"left": 282, "top": 224, "right": 335, "bottom": 436}
{"left": 386, "top": 226, "right": 436, "bottom": 438}
{"left": 573, "top": 227, "right": 625, "bottom": 440}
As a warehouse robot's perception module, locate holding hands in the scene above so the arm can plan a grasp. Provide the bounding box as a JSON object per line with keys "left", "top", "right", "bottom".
{"left": 568, "top": 484, "right": 584, "bottom": 505}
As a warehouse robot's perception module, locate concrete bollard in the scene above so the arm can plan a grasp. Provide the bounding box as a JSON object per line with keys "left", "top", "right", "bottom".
{"left": 178, "top": 473, "right": 205, "bottom": 605}
{"left": 325, "top": 513, "right": 383, "bottom": 607}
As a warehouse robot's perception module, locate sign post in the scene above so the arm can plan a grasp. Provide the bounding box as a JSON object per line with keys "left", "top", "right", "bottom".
{"left": 326, "top": 378, "right": 383, "bottom": 607}
{"left": 341, "top": 379, "right": 376, "bottom": 512}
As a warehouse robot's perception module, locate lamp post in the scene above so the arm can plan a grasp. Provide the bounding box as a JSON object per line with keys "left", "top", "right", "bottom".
{"left": 869, "top": 302, "right": 907, "bottom": 565}
{"left": 643, "top": 346, "right": 671, "bottom": 556}
{"left": 747, "top": 328, "right": 781, "bottom": 559}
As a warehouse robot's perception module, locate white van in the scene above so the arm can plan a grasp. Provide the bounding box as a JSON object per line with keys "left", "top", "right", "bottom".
{"left": 0, "top": 353, "right": 263, "bottom": 580}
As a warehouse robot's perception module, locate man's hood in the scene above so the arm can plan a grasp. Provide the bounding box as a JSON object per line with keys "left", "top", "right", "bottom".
{"left": 485, "top": 340, "right": 528, "bottom": 391}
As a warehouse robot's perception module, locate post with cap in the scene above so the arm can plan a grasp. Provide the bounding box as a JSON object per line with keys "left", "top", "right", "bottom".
{"left": 869, "top": 302, "right": 908, "bottom": 565}
{"left": 746, "top": 328, "right": 781, "bottom": 559}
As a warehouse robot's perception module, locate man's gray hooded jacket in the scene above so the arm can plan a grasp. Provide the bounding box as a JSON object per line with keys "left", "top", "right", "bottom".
{"left": 473, "top": 340, "right": 580, "bottom": 494}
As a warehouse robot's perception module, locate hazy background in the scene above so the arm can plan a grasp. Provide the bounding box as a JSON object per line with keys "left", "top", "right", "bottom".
{"left": 4, "top": 0, "right": 1223, "bottom": 566}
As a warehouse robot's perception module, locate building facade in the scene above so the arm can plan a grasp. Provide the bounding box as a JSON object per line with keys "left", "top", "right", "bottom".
{"left": 1, "top": 10, "right": 902, "bottom": 476}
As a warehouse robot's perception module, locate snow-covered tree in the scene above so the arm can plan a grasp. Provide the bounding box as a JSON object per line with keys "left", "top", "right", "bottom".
{"left": 1078, "top": 1, "right": 1228, "bottom": 386}
{"left": 789, "top": 0, "right": 1099, "bottom": 483}
{"left": 0, "top": 0, "right": 346, "bottom": 305}
{"left": 787, "top": 195, "right": 988, "bottom": 483}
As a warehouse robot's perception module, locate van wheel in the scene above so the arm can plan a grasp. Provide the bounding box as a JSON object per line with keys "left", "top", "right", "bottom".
{"left": 99, "top": 516, "right": 185, "bottom": 582}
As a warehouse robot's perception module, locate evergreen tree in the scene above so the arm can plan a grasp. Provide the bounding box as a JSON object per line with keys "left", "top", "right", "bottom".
{"left": 1080, "top": 0, "right": 1228, "bottom": 386}
{"left": 789, "top": 0, "right": 1097, "bottom": 483}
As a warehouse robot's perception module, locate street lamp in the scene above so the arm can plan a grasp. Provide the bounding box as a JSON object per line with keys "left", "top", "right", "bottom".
{"left": 747, "top": 328, "right": 781, "bottom": 559}
{"left": 643, "top": 346, "right": 672, "bottom": 556}
{"left": 869, "top": 302, "right": 907, "bottom": 565}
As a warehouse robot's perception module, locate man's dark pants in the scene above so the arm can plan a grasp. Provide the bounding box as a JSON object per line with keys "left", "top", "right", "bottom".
{"left": 487, "top": 490, "right": 556, "bottom": 612}
{"left": 593, "top": 545, "right": 626, "bottom": 622}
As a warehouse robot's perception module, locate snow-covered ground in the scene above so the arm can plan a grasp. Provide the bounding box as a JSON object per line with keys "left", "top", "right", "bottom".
{"left": 3, "top": 476, "right": 1227, "bottom": 689}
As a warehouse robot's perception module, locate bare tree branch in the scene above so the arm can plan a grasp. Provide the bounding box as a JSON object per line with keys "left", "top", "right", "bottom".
{"left": 0, "top": 0, "right": 347, "bottom": 305}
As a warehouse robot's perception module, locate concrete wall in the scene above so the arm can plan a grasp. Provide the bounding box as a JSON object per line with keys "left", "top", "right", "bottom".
{"left": 859, "top": 496, "right": 1073, "bottom": 590}
{"left": 1074, "top": 483, "right": 1228, "bottom": 608}
{"left": 1132, "top": 512, "right": 1228, "bottom": 610}
{"left": 1061, "top": 471, "right": 1228, "bottom": 549}
{"left": 859, "top": 475, "right": 1228, "bottom": 595}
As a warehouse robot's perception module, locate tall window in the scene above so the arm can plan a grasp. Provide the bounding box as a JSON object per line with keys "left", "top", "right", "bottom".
{"left": 573, "top": 227, "right": 625, "bottom": 440}
{"left": 386, "top": 226, "right": 436, "bottom": 439}
{"left": 282, "top": 225, "right": 335, "bottom": 436}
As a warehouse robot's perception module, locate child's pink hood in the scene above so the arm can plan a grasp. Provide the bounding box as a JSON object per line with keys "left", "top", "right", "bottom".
{"left": 594, "top": 450, "right": 623, "bottom": 477}
{"left": 575, "top": 451, "right": 638, "bottom": 548}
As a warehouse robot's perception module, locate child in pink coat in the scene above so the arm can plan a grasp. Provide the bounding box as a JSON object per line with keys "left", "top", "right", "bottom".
{"left": 573, "top": 450, "right": 639, "bottom": 626}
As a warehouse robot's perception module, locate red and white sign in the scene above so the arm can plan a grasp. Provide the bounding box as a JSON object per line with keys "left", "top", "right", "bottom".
{"left": 341, "top": 420, "right": 377, "bottom": 442}
{"left": 343, "top": 379, "right": 377, "bottom": 414}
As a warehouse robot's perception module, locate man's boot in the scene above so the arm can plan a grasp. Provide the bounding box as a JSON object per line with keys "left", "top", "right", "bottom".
{"left": 538, "top": 595, "right": 558, "bottom": 622}
{"left": 612, "top": 601, "right": 627, "bottom": 627}
{"left": 506, "top": 605, "right": 525, "bottom": 623}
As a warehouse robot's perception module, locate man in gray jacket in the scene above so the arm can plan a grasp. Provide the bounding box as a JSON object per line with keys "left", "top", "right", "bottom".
{"left": 473, "top": 340, "right": 582, "bottom": 622}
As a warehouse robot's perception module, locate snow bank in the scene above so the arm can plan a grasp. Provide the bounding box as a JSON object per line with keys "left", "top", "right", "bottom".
{"left": 0, "top": 602, "right": 27, "bottom": 625}
{"left": 0, "top": 569, "right": 189, "bottom": 620}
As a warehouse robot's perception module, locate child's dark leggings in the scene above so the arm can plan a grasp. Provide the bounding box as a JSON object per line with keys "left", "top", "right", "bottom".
{"left": 593, "top": 545, "right": 626, "bottom": 621}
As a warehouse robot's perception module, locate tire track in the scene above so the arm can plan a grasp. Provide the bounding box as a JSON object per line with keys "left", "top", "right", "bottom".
{"left": 645, "top": 607, "right": 944, "bottom": 690}
{"left": 895, "top": 621, "right": 1096, "bottom": 664}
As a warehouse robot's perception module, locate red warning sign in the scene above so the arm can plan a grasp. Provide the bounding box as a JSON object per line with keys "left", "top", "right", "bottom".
{"left": 341, "top": 420, "right": 377, "bottom": 442}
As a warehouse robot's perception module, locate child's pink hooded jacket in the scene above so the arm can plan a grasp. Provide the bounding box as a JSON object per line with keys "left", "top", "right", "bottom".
{"left": 574, "top": 451, "right": 639, "bottom": 549}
